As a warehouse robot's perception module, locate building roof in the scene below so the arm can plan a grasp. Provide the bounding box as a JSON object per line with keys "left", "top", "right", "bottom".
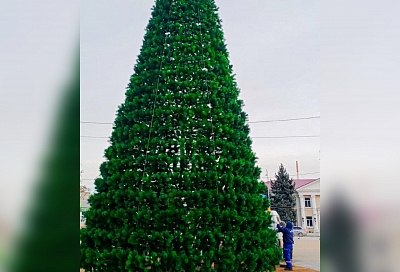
{"left": 264, "top": 178, "right": 318, "bottom": 191}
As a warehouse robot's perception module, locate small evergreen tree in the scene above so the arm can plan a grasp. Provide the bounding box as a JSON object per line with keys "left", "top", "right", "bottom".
{"left": 80, "top": 0, "right": 281, "bottom": 271}
{"left": 270, "top": 164, "right": 297, "bottom": 224}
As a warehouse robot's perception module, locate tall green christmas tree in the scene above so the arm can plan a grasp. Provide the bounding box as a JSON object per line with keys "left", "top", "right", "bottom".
{"left": 270, "top": 164, "right": 297, "bottom": 224}
{"left": 10, "top": 53, "right": 79, "bottom": 272}
{"left": 80, "top": 0, "right": 281, "bottom": 271}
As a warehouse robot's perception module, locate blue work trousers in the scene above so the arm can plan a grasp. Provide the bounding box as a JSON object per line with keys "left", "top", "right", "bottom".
{"left": 283, "top": 244, "right": 293, "bottom": 269}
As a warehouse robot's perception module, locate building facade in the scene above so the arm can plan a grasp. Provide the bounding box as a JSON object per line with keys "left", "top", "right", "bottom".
{"left": 80, "top": 198, "right": 89, "bottom": 228}
{"left": 80, "top": 185, "right": 91, "bottom": 228}
{"left": 264, "top": 178, "right": 320, "bottom": 233}
{"left": 295, "top": 178, "right": 320, "bottom": 233}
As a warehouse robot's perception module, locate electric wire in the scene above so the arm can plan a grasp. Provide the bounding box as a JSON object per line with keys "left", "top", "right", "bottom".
{"left": 252, "top": 135, "right": 319, "bottom": 139}
{"left": 260, "top": 172, "right": 320, "bottom": 178}
{"left": 248, "top": 116, "right": 319, "bottom": 124}
{"left": 80, "top": 115, "right": 320, "bottom": 125}
{"left": 81, "top": 135, "right": 320, "bottom": 139}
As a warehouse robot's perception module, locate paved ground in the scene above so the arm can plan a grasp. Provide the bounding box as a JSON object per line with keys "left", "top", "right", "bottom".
{"left": 287, "top": 236, "right": 320, "bottom": 271}
{"left": 80, "top": 237, "right": 320, "bottom": 271}
{"left": 275, "top": 265, "right": 318, "bottom": 272}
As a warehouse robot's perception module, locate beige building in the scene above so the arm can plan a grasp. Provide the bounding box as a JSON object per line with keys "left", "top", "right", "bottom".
{"left": 264, "top": 178, "right": 320, "bottom": 233}
{"left": 295, "top": 178, "right": 320, "bottom": 233}
{"left": 80, "top": 185, "right": 91, "bottom": 228}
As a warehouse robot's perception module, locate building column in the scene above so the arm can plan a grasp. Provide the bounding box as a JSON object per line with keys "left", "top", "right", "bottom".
{"left": 299, "top": 194, "right": 305, "bottom": 228}
{"left": 296, "top": 195, "right": 301, "bottom": 226}
{"left": 311, "top": 194, "right": 319, "bottom": 233}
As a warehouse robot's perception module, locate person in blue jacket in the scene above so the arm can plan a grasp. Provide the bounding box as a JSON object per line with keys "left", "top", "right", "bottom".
{"left": 277, "top": 221, "right": 294, "bottom": 271}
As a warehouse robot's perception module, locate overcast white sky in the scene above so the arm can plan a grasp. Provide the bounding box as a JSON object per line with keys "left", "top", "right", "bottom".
{"left": 80, "top": 0, "right": 320, "bottom": 190}
{"left": 0, "top": 0, "right": 79, "bottom": 231}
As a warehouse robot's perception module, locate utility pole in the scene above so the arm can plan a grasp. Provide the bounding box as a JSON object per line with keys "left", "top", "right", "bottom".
{"left": 266, "top": 169, "right": 270, "bottom": 199}
{"left": 296, "top": 161, "right": 299, "bottom": 180}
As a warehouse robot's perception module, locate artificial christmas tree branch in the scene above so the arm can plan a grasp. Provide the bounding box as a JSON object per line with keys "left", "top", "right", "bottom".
{"left": 80, "top": 0, "right": 281, "bottom": 271}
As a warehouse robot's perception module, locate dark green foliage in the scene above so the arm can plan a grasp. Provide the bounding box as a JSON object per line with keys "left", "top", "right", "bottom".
{"left": 10, "top": 53, "right": 80, "bottom": 271}
{"left": 80, "top": 0, "right": 281, "bottom": 271}
{"left": 270, "top": 164, "right": 297, "bottom": 224}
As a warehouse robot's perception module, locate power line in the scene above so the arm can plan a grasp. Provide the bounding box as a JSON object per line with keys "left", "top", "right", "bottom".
{"left": 80, "top": 116, "right": 320, "bottom": 125}
{"left": 248, "top": 116, "right": 320, "bottom": 124}
{"left": 252, "top": 135, "right": 319, "bottom": 139}
{"left": 81, "top": 135, "right": 320, "bottom": 139}
{"left": 81, "top": 136, "right": 109, "bottom": 139}
{"left": 81, "top": 121, "right": 113, "bottom": 125}
{"left": 297, "top": 172, "right": 320, "bottom": 176}
{"left": 83, "top": 172, "right": 320, "bottom": 181}
{"left": 260, "top": 172, "right": 320, "bottom": 179}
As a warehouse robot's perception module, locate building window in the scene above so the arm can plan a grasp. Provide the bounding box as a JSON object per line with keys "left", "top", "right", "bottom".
{"left": 305, "top": 197, "right": 311, "bottom": 207}
{"left": 306, "top": 216, "right": 313, "bottom": 227}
